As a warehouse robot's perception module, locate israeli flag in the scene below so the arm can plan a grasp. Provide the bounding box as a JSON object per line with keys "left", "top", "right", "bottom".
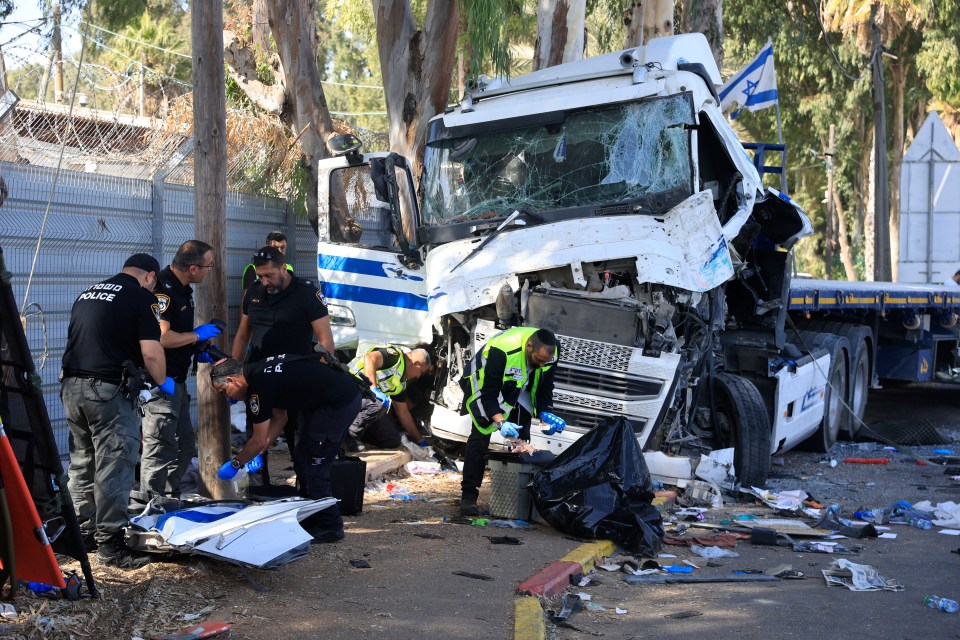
{"left": 718, "top": 40, "right": 778, "bottom": 119}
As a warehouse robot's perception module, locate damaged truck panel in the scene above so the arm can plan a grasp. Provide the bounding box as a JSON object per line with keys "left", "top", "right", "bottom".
{"left": 316, "top": 33, "right": 833, "bottom": 487}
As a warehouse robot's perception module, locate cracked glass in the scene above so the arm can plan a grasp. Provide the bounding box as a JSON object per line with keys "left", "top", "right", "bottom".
{"left": 421, "top": 93, "right": 694, "bottom": 226}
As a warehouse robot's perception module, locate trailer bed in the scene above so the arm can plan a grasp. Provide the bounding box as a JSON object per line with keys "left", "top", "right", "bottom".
{"left": 788, "top": 279, "right": 960, "bottom": 313}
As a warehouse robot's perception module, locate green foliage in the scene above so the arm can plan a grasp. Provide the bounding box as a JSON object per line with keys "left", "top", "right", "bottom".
{"left": 460, "top": 0, "right": 517, "bottom": 79}
{"left": 916, "top": 0, "right": 960, "bottom": 103}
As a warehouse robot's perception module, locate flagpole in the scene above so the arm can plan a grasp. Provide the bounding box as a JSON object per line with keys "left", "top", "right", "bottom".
{"left": 775, "top": 99, "right": 787, "bottom": 193}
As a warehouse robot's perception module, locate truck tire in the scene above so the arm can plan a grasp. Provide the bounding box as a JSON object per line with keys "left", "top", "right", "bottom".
{"left": 793, "top": 321, "right": 873, "bottom": 439}
{"left": 801, "top": 334, "right": 848, "bottom": 452}
{"left": 839, "top": 328, "right": 872, "bottom": 439}
{"left": 712, "top": 373, "right": 771, "bottom": 487}
{"left": 787, "top": 330, "right": 850, "bottom": 451}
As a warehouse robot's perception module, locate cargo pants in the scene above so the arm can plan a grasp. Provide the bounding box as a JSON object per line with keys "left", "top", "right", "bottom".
{"left": 295, "top": 394, "right": 362, "bottom": 540}
{"left": 62, "top": 376, "right": 140, "bottom": 544}
{"left": 140, "top": 382, "right": 195, "bottom": 496}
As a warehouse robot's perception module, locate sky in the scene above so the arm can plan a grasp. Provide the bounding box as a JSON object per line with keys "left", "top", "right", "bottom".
{"left": 1, "top": 3, "right": 82, "bottom": 70}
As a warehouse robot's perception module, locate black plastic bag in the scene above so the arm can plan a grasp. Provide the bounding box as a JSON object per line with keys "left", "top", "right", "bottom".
{"left": 529, "top": 417, "right": 664, "bottom": 555}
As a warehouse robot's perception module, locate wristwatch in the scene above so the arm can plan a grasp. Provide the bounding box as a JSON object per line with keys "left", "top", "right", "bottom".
{"left": 230, "top": 458, "right": 242, "bottom": 470}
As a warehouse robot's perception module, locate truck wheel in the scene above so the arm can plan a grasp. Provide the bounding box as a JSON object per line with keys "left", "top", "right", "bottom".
{"left": 790, "top": 321, "right": 873, "bottom": 440}
{"left": 799, "top": 334, "right": 847, "bottom": 452}
{"left": 712, "top": 373, "right": 771, "bottom": 487}
{"left": 830, "top": 325, "right": 872, "bottom": 439}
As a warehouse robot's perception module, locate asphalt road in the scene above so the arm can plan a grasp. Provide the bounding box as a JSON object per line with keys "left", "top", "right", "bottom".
{"left": 5, "top": 382, "right": 959, "bottom": 640}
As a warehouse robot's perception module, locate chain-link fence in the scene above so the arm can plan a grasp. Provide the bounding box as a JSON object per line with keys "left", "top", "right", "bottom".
{"left": 1, "top": 157, "right": 317, "bottom": 458}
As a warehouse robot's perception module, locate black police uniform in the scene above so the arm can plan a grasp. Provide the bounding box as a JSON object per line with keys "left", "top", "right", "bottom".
{"left": 139, "top": 267, "right": 197, "bottom": 498}
{"left": 61, "top": 272, "right": 161, "bottom": 546}
{"left": 241, "top": 275, "right": 328, "bottom": 362}
{"left": 241, "top": 275, "right": 329, "bottom": 482}
{"left": 245, "top": 355, "right": 361, "bottom": 541}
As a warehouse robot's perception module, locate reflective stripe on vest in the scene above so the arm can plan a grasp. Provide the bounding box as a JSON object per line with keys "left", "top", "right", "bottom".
{"left": 348, "top": 344, "right": 407, "bottom": 395}
{"left": 465, "top": 327, "right": 549, "bottom": 434}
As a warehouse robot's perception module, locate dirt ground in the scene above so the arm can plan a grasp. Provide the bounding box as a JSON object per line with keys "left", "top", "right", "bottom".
{"left": 3, "top": 382, "right": 959, "bottom": 640}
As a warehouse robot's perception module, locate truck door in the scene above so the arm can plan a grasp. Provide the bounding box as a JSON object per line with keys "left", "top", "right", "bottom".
{"left": 316, "top": 150, "right": 430, "bottom": 351}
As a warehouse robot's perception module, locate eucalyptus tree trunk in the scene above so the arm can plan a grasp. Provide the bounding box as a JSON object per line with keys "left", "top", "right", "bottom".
{"left": 267, "top": 0, "right": 337, "bottom": 236}
{"left": 889, "top": 56, "right": 909, "bottom": 282}
{"left": 681, "top": 0, "right": 722, "bottom": 68}
{"left": 623, "top": 1, "right": 644, "bottom": 48}
{"left": 643, "top": 0, "right": 674, "bottom": 45}
{"left": 252, "top": 0, "right": 272, "bottom": 53}
{"left": 373, "top": 0, "right": 459, "bottom": 180}
{"left": 533, "top": 0, "right": 587, "bottom": 71}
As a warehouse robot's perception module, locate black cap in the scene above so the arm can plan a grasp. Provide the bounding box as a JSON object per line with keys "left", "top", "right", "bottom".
{"left": 123, "top": 253, "right": 160, "bottom": 273}
{"left": 252, "top": 245, "right": 284, "bottom": 265}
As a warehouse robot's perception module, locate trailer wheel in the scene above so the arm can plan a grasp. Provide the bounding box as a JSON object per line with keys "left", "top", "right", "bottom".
{"left": 792, "top": 321, "right": 873, "bottom": 440}
{"left": 712, "top": 373, "right": 771, "bottom": 487}
{"left": 845, "top": 337, "right": 871, "bottom": 439}
{"left": 799, "top": 334, "right": 848, "bottom": 452}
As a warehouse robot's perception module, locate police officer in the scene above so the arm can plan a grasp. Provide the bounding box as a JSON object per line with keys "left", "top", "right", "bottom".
{"left": 232, "top": 245, "right": 334, "bottom": 363}
{"left": 61, "top": 253, "right": 172, "bottom": 569}
{"left": 459, "top": 327, "right": 565, "bottom": 516}
{"left": 210, "top": 355, "right": 361, "bottom": 542}
{"left": 240, "top": 230, "right": 293, "bottom": 292}
{"left": 344, "top": 344, "right": 433, "bottom": 450}
{"left": 232, "top": 245, "right": 334, "bottom": 483}
{"left": 139, "top": 240, "right": 222, "bottom": 501}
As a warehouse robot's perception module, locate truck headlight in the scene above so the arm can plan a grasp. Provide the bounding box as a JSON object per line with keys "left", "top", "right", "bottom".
{"left": 327, "top": 303, "right": 356, "bottom": 327}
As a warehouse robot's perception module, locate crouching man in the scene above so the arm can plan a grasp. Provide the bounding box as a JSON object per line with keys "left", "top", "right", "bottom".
{"left": 209, "top": 355, "right": 361, "bottom": 542}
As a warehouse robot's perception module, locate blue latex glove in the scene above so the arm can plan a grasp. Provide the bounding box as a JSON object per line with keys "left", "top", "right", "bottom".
{"left": 227, "top": 397, "right": 239, "bottom": 405}
{"left": 158, "top": 376, "right": 176, "bottom": 396}
{"left": 244, "top": 454, "right": 264, "bottom": 473}
{"left": 498, "top": 421, "right": 520, "bottom": 439}
{"left": 372, "top": 387, "right": 392, "bottom": 411}
{"left": 194, "top": 323, "right": 222, "bottom": 342}
{"left": 540, "top": 411, "right": 566, "bottom": 435}
{"left": 217, "top": 460, "right": 239, "bottom": 481}
{"left": 196, "top": 351, "right": 216, "bottom": 364}
{"left": 416, "top": 439, "right": 429, "bottom": 448}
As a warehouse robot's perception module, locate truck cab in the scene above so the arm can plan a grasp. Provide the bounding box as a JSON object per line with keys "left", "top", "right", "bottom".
{"left": 316, "top": 33, "right": 825, "bottom": 487}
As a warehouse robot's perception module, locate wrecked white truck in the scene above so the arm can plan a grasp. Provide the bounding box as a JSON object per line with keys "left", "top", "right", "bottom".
{"left": 314, "top": 33, "right": 829, "bottom": 487}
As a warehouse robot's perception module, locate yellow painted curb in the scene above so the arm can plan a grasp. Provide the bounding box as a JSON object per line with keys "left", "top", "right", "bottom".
{"left": 560, "top": 539, "right": 618, "bottom": 573}
{"left": 514, "top": 596, "right": 546, "bottom": 640}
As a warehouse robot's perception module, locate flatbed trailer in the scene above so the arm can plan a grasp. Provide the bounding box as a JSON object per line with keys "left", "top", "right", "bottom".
{"left": 788, "top": 278, "right": 960, "bottom": 390}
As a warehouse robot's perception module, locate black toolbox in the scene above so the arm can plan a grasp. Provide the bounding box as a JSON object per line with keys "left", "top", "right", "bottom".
{"left": 329, "top": 452, "right": 366, "bottom": 516}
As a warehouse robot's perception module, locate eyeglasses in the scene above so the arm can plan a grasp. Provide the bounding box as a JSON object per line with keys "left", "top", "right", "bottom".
{"left": 192, "top": 262, "right": 216, "bottom": 270}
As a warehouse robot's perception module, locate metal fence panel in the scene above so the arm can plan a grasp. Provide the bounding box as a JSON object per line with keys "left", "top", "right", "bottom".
{"left": 0, "top": 160, "right": 304, "bottom": 457}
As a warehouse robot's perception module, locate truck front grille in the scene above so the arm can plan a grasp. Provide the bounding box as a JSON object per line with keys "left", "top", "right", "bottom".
{"left": 553, "top": 364, "right": 663, "bottom": 400}
{"left": 557, "top": 334, "right": 635, "bottom": 374}
{"left": 552, "top": 405, "right": 646, "bottom": 433}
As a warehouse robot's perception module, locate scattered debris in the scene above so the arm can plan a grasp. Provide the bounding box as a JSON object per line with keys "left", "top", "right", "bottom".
{"left": 152, "top": 621, "right": 231, "bottom": 640}
{"left": 484, "top": 535, "right": 522, "bottom": 545}
{"left": 547, "top": 593, "right": 582, "bottom": 623}
{"left": 821, "top": 559, "right": 903, "bottom": 592}
{"left": 349, "top": 559, "right": 372, "bottom": 569}
{"left": 452, "top": 571, "right": 494, "bottom": 581}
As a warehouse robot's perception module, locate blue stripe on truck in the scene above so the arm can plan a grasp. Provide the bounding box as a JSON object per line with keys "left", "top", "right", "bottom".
{"left": 318, "top": 253, "right": 425, "bottom": 282}
{"left": 321, "top": 281, "right": 429, "bottom": 312}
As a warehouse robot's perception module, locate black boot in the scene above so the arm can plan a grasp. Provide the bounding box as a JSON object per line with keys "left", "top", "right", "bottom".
{"left": 459, "top": 495, "right": 481, "bottom": 517}
{"left": 96, "top": 537, "right": 152, "bottom": 569}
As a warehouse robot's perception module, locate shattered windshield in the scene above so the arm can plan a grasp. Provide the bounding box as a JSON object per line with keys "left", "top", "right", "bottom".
{"left": 421, "top": 93, "right": 694, "bottom": 226}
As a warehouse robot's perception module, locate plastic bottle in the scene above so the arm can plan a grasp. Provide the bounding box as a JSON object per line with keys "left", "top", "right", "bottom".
{"left": 231, "top": 468, "right": 249, "bottom": 499}
{"left": 907, "top": 517, "right": 933, "bottom": 530}
{"left": 853, "top": 508, "right": 889, "bottom": 524}
{"left": 924, "top": 595, "right": 959, "bottom": 613}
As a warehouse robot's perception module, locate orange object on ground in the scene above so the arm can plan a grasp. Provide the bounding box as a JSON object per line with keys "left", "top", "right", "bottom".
{"left": 0, "top": 424, "right": 66, "bottom": 589}
{"left": 843, "top": 457, "right": 890, "bottom": 464}
{"left": 152, "top": 621, "right": 232, "bottom": 640}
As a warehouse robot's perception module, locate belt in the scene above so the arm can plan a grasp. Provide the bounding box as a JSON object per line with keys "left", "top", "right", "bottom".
{"left": 63, "top": 374, "right": 122, "bottom": 385}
